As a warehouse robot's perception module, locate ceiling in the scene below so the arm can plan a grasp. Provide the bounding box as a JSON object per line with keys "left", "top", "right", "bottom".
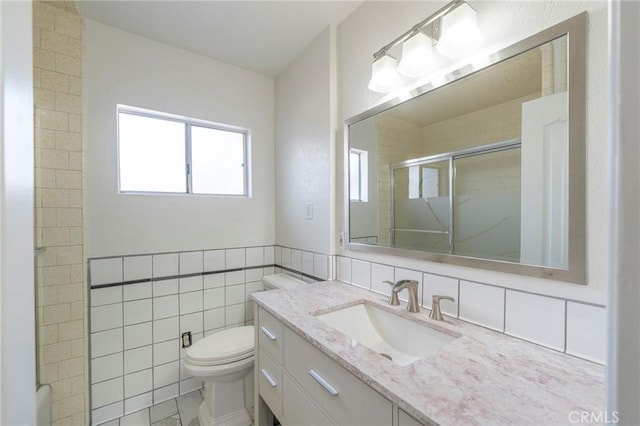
{"left": 77, "top": 1, "right": 361, "bottom": 77}
{"left": 386, "top": 43, "right": 544, "bottom": 127}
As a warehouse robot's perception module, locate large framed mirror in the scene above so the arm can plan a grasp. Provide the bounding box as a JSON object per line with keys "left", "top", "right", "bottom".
{"left": 345, "top": 13, "right": 587, "bottom": 284}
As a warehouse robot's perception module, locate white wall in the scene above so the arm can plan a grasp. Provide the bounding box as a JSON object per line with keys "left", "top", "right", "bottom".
{"left": 85, "top": 20, "right": 275, "bottom": 257}
{"left": 275, "top": 28, "right": 333, "bottom": 254}
{"left": 0, "top": 1, "right": 36, "bottom": 423}
{"left": 337, "top": 1, "right": 609, "bottom": 304}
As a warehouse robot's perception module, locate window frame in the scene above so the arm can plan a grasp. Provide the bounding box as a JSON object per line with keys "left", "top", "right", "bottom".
{"left": 349, "top": 148, "right": 368, "bottom": 202}
{"left": 117, "top": 104, "right": 250, "bottom": 197}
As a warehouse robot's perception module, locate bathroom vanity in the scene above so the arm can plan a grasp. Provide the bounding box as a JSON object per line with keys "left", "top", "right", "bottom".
{"left": 253, "top": 281, "right": 605, "bottom": 425}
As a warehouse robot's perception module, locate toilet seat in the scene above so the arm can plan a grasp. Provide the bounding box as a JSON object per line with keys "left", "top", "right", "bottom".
{"left": 186, "top": 326, "right": 255, "bottom": 367}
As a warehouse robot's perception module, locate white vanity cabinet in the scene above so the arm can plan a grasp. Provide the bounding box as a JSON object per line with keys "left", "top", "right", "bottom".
{"left": 256, "top": 307, "right": 395, "bottom": 426}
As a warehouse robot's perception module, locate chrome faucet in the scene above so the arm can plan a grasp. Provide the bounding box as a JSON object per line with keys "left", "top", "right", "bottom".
{"left": 429, "top": 295, "right": 455, "bottom": 321}
{"left": 384, "top": 280, "right": 420, "bottom": 313}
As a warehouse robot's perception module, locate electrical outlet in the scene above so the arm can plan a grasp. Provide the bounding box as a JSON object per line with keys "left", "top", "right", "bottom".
{"left": 181, "top": 331, "right": 192, "bottom": 348}
{"left": 305, "top": 202, "right": 313, "bottom": 219}
{"left": 338, "top": 231, "right": 345, "bottom": 247}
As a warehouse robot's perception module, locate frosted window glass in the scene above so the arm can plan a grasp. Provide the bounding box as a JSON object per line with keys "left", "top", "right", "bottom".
{"left": 191, "top": 126, "right": 245, "bottom": 195}
{"left": 118, "top": 113, "right": 186, "bottom": 193}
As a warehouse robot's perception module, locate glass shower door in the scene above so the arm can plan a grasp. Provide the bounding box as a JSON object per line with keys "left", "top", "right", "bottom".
{"left": 452, "top": 148, "right": 521, "bottom": 262}
{"left": 392, "top": 159, "right": 450, "bottom": 253}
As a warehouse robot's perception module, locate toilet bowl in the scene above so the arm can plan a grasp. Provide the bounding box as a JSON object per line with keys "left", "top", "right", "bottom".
{"left": 183, "top": 273, "right": 307, "bottom": 426}
{"left": 184, "top": 326, "right": 255, "bottom": 426}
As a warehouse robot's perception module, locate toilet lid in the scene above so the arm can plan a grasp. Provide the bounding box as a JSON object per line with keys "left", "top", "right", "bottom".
{"left": 186, "top": 326, "right": 254, "bottom": 366}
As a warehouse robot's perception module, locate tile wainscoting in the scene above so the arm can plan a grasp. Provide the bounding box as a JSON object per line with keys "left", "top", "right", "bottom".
{"left": 335, "top": 255, "right": 607, "bottom": 365}
{"left": 88, "top": 245, "right": 332, "bottom": 425}
{"left": 88, "top": 245, "right": 603, "bottom": 424}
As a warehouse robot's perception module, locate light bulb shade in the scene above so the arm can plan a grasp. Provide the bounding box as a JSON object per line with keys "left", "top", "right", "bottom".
{"left": 398, "top": 32, "right": 434, "bottom": 77}
{"left": 368, "top": 54, "right": 400, "bottom": 93}
{"left": 436, "top": 2, "right": 484, "bottom": 58}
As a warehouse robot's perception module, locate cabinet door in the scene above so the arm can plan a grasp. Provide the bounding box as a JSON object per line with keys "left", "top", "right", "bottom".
{"left": 258, "top": 348, "right": 283, "bottom": 420}
{"left": 282, "top": 373, "right": 333, "bottom": 426}
{"left": 284, "top": 327, "right": 392, "bottom": 426}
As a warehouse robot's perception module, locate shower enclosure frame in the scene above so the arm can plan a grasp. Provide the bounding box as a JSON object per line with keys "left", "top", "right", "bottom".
{"left": 389, "top": 138, "right": 521, "bottom": 256}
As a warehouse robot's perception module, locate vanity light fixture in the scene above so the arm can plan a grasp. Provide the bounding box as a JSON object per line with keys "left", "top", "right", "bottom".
{"left": 368, "top": 0, "right": 483, "bottom": 92}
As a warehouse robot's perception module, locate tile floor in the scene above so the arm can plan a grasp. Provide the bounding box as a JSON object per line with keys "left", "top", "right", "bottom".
{"left": 100, "top": 389, "right": 203, "bottom": 426}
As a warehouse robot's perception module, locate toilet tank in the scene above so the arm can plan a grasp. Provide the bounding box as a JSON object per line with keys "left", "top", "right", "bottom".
{"left": 261, "top": 273, "right": 307, "bottom": 291}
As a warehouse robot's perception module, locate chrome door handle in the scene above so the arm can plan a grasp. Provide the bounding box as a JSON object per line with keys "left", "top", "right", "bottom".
{"left": 308, "top": 369, "right": 338, "bottom": 396}
{"left": 260, "top": 326, "right": 277, "bottom": 340}
{"left": 260, "top": 369, "right": 278, "bottom": 387}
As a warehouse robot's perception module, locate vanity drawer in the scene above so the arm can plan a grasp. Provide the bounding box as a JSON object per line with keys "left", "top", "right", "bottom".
{"left": 282, "top": 373, "right": 334, "bottom": 426}
{"left": 258, "top": 307, "right": 284, "bottom": 362}
{"left": 258, "top": 347, "right": 283, "bottom": 420}
{"left": 283, "top": 327, "right": 392, "bottom": 426}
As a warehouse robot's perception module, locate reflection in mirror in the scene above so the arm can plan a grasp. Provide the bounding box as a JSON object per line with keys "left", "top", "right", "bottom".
{"left": 347, "top": 13, "right": 586, "bottom": 283}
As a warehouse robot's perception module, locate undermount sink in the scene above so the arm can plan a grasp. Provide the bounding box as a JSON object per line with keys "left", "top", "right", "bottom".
{"left": 314, "top": 303, "right": 458, "bottom": 366}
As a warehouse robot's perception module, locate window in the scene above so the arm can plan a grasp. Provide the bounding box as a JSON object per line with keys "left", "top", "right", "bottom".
{"left": 349, "top": 148, "right": 368, "bottom": 202}
{"left": 117, "top": 106, "right": 249, "bottom": 196}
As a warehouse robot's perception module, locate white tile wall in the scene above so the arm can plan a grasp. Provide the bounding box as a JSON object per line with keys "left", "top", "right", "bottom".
{"left": 92, "top": 377, "right": 123, "bottom": 408}
{"left": 505, "top": 291, "right": 565, "bottom": 351}
{"left": 203, "top": 250, "right": 225, "bottom": 271}
{"left": 91, "top": 304, "right": 123, "bottom": 332}
{"left": 91, "top": 287, "right": 122, "bottom": 307}
{"left": 291, "top": 249, "right": 302, "bottom": 272}
{"left": 337, "top": 256, "right": 352, "bottom": 283}
{"left": 152, "top": 254, "right": 178, "bottom": 278}
{"left": 153, "top": 279, "right": 178, "bottom": 297}
{"left": 179, "top": 276, "right": 202, "bottom": 293}
{"left": 314, "top": 254, "right": 329, "bottom": 280}
{"left": 123, "top": 394, "right": 153, "bottom": 418}
{"left": 91, "top": 328, "right": 123, "bottom": 358}
{"left": 91, "top": 353, "right": 123, "bottom": 383}
{"left": 459, "top": 281, "right": 505, "bottom": 331}
{"left": 370, "top": 263, "right": 394, "bottom": 295}
{"left": 153, "top": 295, "right": 178, "bottom": 320}
{"left": 123, "top": 282, "right": 152, "bottom": 301}
{"left": 123, "top": 299, "right": 152, "bottom": 325}
{"left": 246, "top": 247, "right": 264, "bottom": 267}
{"left": 123, "top": 256, "right": 152, "bottom": 281}
{"left": 124, "top": 322, "right": 152, "bottom": 350}
{"left": 124, "top": 346, "right": 152, "bottom": 375}
{"left": 91, "top": 258, "right": 123, "bottom": 285}
{"left": 92, "top": 402, "right": 123, "bottom": 425}
{"left": 124, "top": 369, "right": 153, "bottom": 398}
{"left": 422, "top": 274, "right": 459, "bottom": 317}
{"left": 335, "top": 255, "right": 606, "bottom": 364}
{"left": 90, "top": 245, "right": 282, "bottom": 420}
{"left": 203, "top": 273, "right": 224, "bottom": 289}
{"left": 566, "top": 302, "right": 607, "bottom": 363}
{"left": 179, "top": 252, "right": 203, "bottom": 274}
{"left": 226, "top": 248, "right": 245, "bottom": 269}
{"left": 302, "top": 252, "right": 314, "bottom": 276}
{"left": 352, "top": 259, "right": 371, "bottom": 289}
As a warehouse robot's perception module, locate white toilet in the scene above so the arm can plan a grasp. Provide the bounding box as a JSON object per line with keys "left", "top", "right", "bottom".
{"left": 183, "top": 273, "right": 306, "bottom": 426}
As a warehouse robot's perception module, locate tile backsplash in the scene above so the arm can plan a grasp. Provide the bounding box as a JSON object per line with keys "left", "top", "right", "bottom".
{"left": 88, "top": 245, "right": 330, "bottom": 425}
{"left": 336, "top": 255, "right": 606, "bottom": 365}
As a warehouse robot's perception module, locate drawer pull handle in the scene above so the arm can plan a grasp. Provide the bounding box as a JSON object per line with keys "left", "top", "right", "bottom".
{"left": 260, "top": 369, "right": 278, "bottom": 387}
{"left": 260, "top": 326, "right": 277, "bottom": 341}
{"left": 308, "top": 369, "right": 338, "bottom": 396}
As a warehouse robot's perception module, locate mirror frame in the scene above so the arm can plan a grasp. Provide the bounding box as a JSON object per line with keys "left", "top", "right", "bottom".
{"left": 344, "top": 12, "right": 587, "bottom": 284}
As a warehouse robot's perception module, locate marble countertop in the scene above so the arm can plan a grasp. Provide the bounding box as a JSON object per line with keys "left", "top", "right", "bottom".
{"left": 252, "top": 280, "right": 605, "bottom": 425}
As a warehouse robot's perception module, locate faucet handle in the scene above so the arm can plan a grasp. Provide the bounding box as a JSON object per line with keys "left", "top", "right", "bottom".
{"left": 383, "top": 281, "right": 400, "bottom": 306}
{"left": 429, "top": 295, "right": 455, "bottom": 321}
